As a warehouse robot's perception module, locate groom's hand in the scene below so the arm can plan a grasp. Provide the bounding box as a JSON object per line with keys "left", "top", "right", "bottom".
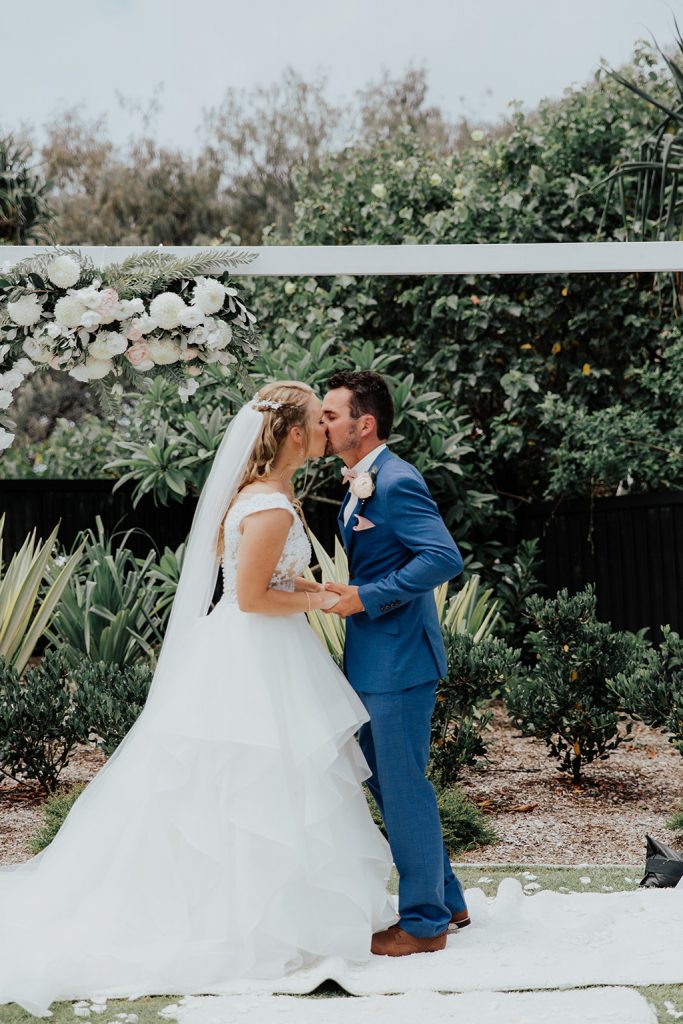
{"left": 323, "top": 582, "right": 364, "bottom": 617}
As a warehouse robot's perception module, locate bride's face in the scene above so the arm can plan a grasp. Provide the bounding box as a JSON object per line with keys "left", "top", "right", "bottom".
{"left": 304, "top": 395, "right": 327, "bottom": 460}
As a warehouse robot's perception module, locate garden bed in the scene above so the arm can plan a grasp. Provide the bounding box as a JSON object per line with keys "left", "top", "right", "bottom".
{"left": 1, "top": 701, "right": 681, "bottom": 868}
{"left": 457, "top": 701, "right": 683, "bottom": 865}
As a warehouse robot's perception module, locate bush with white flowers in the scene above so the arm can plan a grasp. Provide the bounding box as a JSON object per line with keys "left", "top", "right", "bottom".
{"left": 0, "top": 247, "right": 260, "bottom": 449}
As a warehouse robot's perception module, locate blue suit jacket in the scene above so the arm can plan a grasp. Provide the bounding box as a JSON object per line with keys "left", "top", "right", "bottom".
{"left": 338, "top": 448, "right": 463, "bottom": 693}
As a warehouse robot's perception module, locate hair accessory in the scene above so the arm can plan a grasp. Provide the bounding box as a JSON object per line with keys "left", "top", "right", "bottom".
{"left": 251, "top": 399, "right": 284, "bottom": 412}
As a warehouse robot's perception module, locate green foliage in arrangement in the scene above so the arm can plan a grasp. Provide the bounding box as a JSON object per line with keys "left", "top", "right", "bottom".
{"left": 76, "top": 659, "right": 153, "bottom": 756}
{"left": 0, "top": 650, "right": 91, "bottom": 793}
{"left": 610, "top": 625, "right": 683, "bottom": 757}
{"left": 28, "top": 782, "right": 87, "bottom": 854}
{"left": 46, "top": 517, "right": 163, "bottom": 667}
{"left": 430, "top": 633, "right": 522, "bottom": 787}
{"left": 505, "top": 586, "right": 644, "bottom": 782}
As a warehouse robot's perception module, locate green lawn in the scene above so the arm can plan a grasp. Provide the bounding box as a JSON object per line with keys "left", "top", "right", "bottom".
{"left": 0, "top": 865, "right": 680, "bottom": 1024}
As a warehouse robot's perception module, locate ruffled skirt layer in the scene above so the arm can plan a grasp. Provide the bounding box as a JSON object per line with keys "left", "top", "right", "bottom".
{"left": 0, "top": 601, "right": 396, "bottom": 1016}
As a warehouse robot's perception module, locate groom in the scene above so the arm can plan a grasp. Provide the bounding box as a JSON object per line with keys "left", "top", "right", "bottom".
{"left": 321, "top": 370, "right": 469, "bottom": 957}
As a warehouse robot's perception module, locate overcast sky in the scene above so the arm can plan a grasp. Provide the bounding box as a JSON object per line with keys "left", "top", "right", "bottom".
{"left": 2, "top": 0, "right": 683, "bottom": 153}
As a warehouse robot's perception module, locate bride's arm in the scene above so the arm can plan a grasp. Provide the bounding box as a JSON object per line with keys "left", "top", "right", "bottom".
{"left": 293, "top": 577, "right": 323, "bottom": 593}
{"left": 236, "top": 509, "right": 337, "bottom": 615}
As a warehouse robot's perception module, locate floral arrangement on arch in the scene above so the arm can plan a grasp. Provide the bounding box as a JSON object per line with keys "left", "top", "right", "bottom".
{"left": 0, "top": 247, "right": 260, "bottom": 449}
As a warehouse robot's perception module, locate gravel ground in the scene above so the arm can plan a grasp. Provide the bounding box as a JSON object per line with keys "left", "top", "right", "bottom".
{"left": 457, "top": 701, "right": 683, "bottom": 865}
{"left": 1, "top": 701, "right": 682, "bottom": 867}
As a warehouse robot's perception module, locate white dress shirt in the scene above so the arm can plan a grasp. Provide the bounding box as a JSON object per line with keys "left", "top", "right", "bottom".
{"left": 342, "top": 443, "right": 387, "bottom": 526}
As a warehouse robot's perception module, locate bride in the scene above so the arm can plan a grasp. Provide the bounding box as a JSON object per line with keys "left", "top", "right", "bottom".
{"left": 0, "top": 380, "right": 397, "bottom": 1017}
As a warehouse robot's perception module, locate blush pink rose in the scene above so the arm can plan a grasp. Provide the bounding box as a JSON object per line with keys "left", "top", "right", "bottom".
{"left": 97, "top": 288, "right": 120, "bottom": 322}
{"left": 126, "top": 323, "right": 144, "bottom": 343}
{"left": 125, "top": 342, "right": 154, "bottom": 372}
{"left": 180, "top": 346, "right": 199, "bottom": 361}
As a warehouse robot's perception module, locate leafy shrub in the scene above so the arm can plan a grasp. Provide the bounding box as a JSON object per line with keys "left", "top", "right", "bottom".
{"left": 430, "top": 633, "right": 521, "bottom": 786}
{"left": 29, "top": 782, "right": 87, "bottom": 854}
{"left": 436, "top": 785, "right": 498, "bottom": 855}
{"left": 666, "top": 805, "right": 683, "bottom": 836}
{"left": 0, "top": 650, "right": 91, "bottom": 793}
{"left": 47, "top": 517, "right": 163, "bottom": 667}
{"left": 489, "top": 538, "right": 544, "bottom": 648}
{"left": 364, "top": 783, "right": 497, "bottom": 855}
{"left": 505, "top": 586, "right": 643, "bottom": 782}
{"left": 77, "top": 659, "right": 153, "bottom": 756}
{"left": 609, "top": 625, "right": 683, "bottom": 756}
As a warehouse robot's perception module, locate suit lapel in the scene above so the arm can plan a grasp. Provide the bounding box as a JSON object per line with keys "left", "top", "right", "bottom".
{"left": 346, "top": 447, "right": 394, "bottom": 555}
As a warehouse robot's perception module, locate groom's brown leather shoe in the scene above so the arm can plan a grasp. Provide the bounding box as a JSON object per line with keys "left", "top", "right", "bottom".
{"left": 449, "top": 909, "right": 471, "bottom": 930}
{"left": 371, "top": 923, "right": 448, "bottom": 956}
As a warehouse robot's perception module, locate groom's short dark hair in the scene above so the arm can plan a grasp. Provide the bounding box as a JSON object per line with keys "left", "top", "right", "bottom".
{"left": 327, "top": 370, "right": 394, "bottom": 440}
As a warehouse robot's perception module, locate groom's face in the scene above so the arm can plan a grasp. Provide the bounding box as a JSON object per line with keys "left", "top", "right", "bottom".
{"left": 321, "top": 388, "right": 358, "bottom": 458}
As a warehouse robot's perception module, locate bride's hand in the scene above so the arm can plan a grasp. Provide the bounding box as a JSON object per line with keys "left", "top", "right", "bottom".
{"left": 314, "top": 590, "right": 340, "bottom": 610}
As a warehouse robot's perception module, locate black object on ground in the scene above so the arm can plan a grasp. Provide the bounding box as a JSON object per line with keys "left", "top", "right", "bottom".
{"left": 640, "top": 833, "right": 683, "bottom": 888}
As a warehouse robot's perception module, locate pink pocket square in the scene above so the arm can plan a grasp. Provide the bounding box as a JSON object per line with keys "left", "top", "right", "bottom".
{"left": 353, "top": 515, "right": 376, "bottom": 532}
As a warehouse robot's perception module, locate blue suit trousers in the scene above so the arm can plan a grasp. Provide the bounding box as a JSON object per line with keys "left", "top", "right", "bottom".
{"left": 356, "top": 679, "right": 467, "bottom": 937}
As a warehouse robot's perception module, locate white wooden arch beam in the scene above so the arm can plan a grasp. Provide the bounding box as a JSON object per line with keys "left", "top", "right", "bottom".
{"left": 3, "top": 242, "right": 683, "bottom": 276}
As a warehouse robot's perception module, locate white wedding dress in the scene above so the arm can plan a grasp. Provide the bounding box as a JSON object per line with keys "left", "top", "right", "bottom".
{"left": 0, "top": 491, "right": 396, "bottom": 1017}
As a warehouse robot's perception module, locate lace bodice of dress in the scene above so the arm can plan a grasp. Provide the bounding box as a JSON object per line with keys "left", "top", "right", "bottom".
{"left": 221, "top": 491, "right": 312, "bottom": 605}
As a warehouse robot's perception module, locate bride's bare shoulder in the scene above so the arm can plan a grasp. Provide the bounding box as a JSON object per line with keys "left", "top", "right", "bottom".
{"left": 228, "top": 483, "right": 284, "bottom": 512}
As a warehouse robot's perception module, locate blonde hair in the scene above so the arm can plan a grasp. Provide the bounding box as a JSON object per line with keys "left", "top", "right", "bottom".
{"left": 216, "top": 380, "right": 315, "bottom": 558}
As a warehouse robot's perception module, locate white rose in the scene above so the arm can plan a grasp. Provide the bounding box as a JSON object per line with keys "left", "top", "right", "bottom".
{"left": 193, "top": 277, "right": 226, "bottom": 315}
{"left": 75, "top": 285, "right": 103, "bottom": 310}
{"left": 349, "top": 471, "right": 374, "bottom": 500}
{"left": 69, "top": 356, "right": 113, "bottom": 381}
{"left": 89, "top": 332, "right": 127, "bottom": 358}
{"left": 46, "top": 255, "right": 81, "bottom": 289}
{"left": 149, "top": 292, "right": 187, "bottom": 330}
{"left": 283, "top": 281, "right": 296, "bottom": 296}
{"left": 0, "top": 390, "right": 12, "bottom": 410}
{"left": 80, "top": 310, "right": 102, "bottom": 330}
{"left": 205, "top": 320, "right": 233, "bottom": 351}
{"left": 147, "top": 337, "right": 181, "bottom": 365}
{"left": 179, "top": 305, "right": 205, "bottom": 328}
{"left": 45, "top": 322, "right": 62, "bottom": 339}
{"left": 0, "top": 427, "right": 15, "bottom": 450}
{"left": 471, "top": 129, "right": 484, "bottom": 142}
{"left": 68, "top": 365, "right": 90, "bottom": 383}
{"left": 430, "top": 173, "right": 443, "bottom": 186}
{"left": 117, "top": 298, "right": 145, "bottom": 319}
{"left": 54, "top": 295, "right": 88, "bottom": 328}
{"left": 7, "top": 294, "right": 42, "bottom": 327}
{"left": 13, "top": 356, "right": 36, "bottom": 374}
{"left": 371, "top": 183, "right": 387, "bottom": 200}
{"left": 178, "top": 378, "right": 199, "bottom": 403}
{"left": 188, "top": 324, "right": 210, "bottom": 348}
{"left": 0, "top": 368, "right": 25, "bottom": 389}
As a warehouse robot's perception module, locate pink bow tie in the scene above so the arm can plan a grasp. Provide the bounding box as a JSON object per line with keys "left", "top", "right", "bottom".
{"left": 341, "top": 467, "right": 357, "bottom": 485}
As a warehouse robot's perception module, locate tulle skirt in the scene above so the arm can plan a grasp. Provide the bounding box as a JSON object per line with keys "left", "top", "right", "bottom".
{"left": 0, "top": 600, "right": 396, "bottom": 1016}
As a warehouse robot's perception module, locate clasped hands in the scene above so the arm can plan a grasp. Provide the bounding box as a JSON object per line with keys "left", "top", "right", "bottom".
{"left": 295, "top": 578, "right": 365, "bottom": 617}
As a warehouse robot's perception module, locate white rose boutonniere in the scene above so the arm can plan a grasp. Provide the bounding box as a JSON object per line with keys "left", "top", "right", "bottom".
{"left": 349, "top": 471, "right": 375, "bottom": 500}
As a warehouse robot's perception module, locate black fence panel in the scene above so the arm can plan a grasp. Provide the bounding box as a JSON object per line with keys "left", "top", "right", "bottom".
{"left": 515, "top": 490, "right": 683, "bottom": 641}
{"left": 0, "top": 479, "right": 344, "bottom": 563}
{"left": 3, "top": 480, "right": 681, "bottom": 640}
